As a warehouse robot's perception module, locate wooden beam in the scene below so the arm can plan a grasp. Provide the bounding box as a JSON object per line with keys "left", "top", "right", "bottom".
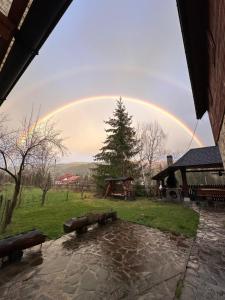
{"left": 8, "top": 0, "right": 30, "bottom": 25}
{"left": 0, "top": 0, "right": 29, "bottom": 66}
{"left": 0, "top": 0, "right": 29, "bottom": 41}
{"left": 180, "top": 167, "right": 189, "bottom": 197}
{"left": 186, "top": 168, "right": 224, "bottom": 173}
{"left": 0, "top": 11, "right": 15, "bottom": 41}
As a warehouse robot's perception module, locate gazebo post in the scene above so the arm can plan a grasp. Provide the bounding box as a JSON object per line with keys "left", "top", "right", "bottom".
{"left": 180, "top": 167, "right": 188, "bottom": 197}
{"left": 156, "top": 180, "right": 160, "bottom": 196}
{"left": 156, "top": 180, "right": 160, "bottom": 188}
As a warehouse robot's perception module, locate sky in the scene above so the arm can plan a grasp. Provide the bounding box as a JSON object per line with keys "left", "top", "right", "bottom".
{"left": 1, "top": 0, "right": 214, "bottom": 162}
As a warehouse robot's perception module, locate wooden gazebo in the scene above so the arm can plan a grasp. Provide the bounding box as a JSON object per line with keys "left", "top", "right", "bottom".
{"left": 152, "top": 146, "right": 225, "bottom": 201}
{"left": 104, "top": 176, "right": 135, "bottom": 200}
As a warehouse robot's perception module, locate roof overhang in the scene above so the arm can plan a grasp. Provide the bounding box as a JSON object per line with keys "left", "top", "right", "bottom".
{"left": 176, "top": 0, "right": 209, "bottom": 119}
{"left": 0, "top": 0, "right": 73, "bottom": 105}
{"left": 152, "top": 163, "right": 224, "bottom": 181}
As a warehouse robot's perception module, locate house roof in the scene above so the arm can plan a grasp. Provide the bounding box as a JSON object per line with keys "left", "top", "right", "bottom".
{"left": 152, "top": 146, "right": 224, "bottom": 180}
{"left": 57, "top": 173, "right": 78, "bottom": 181}
{"left": 0, "top": 0, "right": 72, "bottom": 105}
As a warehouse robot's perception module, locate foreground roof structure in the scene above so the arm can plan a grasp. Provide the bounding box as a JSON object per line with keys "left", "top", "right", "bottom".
{"left": 0, "top": 0, "right": 72, "bottom": 105}
{"left": 152, "top": 146, "right": 224, "bottom": 181}
{"left": 176, "top": 0, "right": 208, "bottom": 120}
{"left": 176, "top": 1, "right": 225, "bottom": 171}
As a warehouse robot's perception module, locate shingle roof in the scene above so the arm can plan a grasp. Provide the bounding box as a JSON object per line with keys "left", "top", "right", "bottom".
{"left": 152, "top": 146, "right": 223, "bottom": 180}
{"left": 173, "top": 146, "right": 222, "bottom": 168}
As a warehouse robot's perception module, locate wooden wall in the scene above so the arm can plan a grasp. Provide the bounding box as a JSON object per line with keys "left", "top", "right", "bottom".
{"left": 207, "top": 0, "right": 225, "bottom": 142}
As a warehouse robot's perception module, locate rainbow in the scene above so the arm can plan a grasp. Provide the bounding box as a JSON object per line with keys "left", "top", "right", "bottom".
{"left": 14, "top": 66, "right": 192, "bottom": 100}
{"left": 36, "top": 95, "right": 203, "bottom": 147}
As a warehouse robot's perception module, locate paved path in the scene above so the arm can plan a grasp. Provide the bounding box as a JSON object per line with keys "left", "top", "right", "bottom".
{"left": 0, "top": 220, "right": 191, "bottom": 300}
{"left": 181, "top": 207, "right": 225, "bottom": 300}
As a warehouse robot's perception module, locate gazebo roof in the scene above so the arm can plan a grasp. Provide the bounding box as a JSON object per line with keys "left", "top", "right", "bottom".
{"left": 152, "top": 146, "right": 224, "bottom": 180}
{"left": 173, "top": 146, "right": 222, "bottom": 168}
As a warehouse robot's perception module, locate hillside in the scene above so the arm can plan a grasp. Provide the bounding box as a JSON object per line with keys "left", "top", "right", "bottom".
{"left": 54, "top": 162, "right": 96, "bottom": 177}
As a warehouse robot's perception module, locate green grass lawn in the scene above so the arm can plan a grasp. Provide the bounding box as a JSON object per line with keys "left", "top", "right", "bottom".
{"left": 0, "top": 186, "right": 199, "bottom": 239}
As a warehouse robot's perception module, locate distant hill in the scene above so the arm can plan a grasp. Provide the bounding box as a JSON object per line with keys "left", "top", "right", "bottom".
{"left": 54, "top": 162, "right": 96, "bottom": 177}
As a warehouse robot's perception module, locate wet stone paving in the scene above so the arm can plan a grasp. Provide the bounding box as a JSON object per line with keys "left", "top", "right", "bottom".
{"left": 181, "top": 207, "right": 225, "bottom": 300}
{"left": 0, "top": 220, "right": 192, "bottom": 300}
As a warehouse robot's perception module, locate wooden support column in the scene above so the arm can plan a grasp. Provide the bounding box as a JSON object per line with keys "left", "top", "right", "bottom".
{"left": 156, "top": 180, "right": 160, "bottom": 196}
{"left": 180, "top": 167, "right": 188, "bottom": 197}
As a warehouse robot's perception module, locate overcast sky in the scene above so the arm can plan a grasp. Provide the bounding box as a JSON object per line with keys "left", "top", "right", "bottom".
{"left": 1, "top": 0, "right": 214, "bottom": 162}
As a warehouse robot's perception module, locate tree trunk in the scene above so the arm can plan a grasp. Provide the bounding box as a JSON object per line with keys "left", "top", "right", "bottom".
{"left": 66, "top": 189, "right": 69, "bottom": 201}
{"left": 17, "top": 184, "right": 24, "bottom": 208}
{"left": 41, "top": 189, "right": 47, "bottom": 206}
{"left": 2, "top": 181, "right": 20, "bottom": 230}
{"left": 140, "top": 161, "right": 149, "bottom": 196}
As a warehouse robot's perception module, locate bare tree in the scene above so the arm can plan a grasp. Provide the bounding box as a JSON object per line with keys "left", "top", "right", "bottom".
{"left": 34, "top": 143, "right": 64, "bottom": 206}
{"left": 137, "top": 122, "right": 166, "bottom": 194}
{"left": 0, "top": 112, "right": 65, "bottom": 230}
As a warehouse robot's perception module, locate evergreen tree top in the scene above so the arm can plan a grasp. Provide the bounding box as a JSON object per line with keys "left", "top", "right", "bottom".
{"left": 94, "top": 97, "right": 140, "bottom": 179}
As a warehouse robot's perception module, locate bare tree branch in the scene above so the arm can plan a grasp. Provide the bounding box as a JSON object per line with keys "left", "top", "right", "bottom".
{"left": 136, "top": 121, "right": 167, "bottom": 194}
{"left": 0, "top": 111, "right": 67, "bottom": 229}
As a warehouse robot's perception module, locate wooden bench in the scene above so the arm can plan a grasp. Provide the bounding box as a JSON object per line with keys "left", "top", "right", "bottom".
{"left": 0, "top": 229, "right": 46, "bottom": 263}
{"left": 63, "top": 211, "right": 117, "bottom": 234}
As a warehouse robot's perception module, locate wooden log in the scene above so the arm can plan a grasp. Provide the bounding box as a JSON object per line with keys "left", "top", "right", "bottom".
{"left": 63, "top": 216, "right": 88, "bottom": 233}
{"left": 98, "top": 211, "right": 117, "bottom": 225}
{"left": 0, "top": 229, "right": 46, "bottom": 258}
{"left": 63, "top": 211, "right": 117, "bottom": 233}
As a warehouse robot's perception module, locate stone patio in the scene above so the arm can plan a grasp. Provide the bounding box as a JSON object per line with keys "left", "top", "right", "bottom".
{"left": 0, "top": 220, "right": 191, "bottom": 300}
{"left": 181, "top": 207, "right": 225, "bottom": 300}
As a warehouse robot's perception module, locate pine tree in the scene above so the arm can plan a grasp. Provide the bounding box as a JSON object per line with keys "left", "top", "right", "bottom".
{"left": 93, "top": 98, "right": 140, "bottom": 192}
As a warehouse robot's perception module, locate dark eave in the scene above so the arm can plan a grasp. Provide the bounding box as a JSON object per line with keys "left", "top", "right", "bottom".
{"left": 176, "top": 0, "right": 209, "bottom": 119}
{"left": 0, "top": 0, "right": 73, "bottom": 105}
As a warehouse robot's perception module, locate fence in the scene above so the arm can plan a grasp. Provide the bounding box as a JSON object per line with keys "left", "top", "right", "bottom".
{"left": 54, "top": 183, "right": 159, "bottom": 198}
{"left": 54, "top": 183, "right": 97, "bottom": 193}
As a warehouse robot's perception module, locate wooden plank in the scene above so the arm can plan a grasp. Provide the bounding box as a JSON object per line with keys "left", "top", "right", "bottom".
{"left": 0, "top": 0, "right": 29, "bottom": 66}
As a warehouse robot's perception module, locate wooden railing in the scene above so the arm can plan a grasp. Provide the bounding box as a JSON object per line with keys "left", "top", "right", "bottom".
{"left": 188, "top": 185, "right": 225, "bottom": 202}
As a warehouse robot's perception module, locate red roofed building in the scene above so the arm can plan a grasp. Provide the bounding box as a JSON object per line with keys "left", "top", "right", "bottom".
{"left": 55, "top": 174, "right": 80, "bottom": 186}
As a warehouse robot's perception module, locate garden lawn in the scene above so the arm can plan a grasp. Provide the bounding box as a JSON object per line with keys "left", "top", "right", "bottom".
{"left": 0, "top": 186, "right": 199, "bottom": 239}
